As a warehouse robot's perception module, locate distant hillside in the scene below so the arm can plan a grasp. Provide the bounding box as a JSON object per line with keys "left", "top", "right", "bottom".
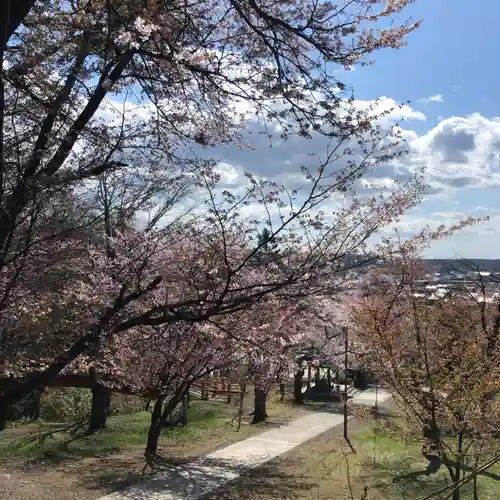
{"left": 423, "top": 259, "right": 500, "bottom": 274}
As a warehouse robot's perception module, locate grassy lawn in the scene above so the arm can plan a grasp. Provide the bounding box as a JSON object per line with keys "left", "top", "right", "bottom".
{"left": 207, "top": 415, "right": 500, "bottom": 500}
{"left": 0, "top": 397, "right": 303, "bottom": 500}
{"left": 5, "top": 393, "right": 498, "bottom": 500}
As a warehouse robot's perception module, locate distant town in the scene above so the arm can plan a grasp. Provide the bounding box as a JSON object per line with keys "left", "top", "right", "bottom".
{"left": 415, "top": 259, "right": 500, "bottom": 301}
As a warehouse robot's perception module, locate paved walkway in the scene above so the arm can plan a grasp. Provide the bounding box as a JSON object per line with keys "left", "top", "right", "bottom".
{"left": 350, "top": 386, "right": 392, "bottom": 405}
{"left": 99, "top": 412, "right": 349, "bottom": 500}
{"left": 99, "top": 387, "right": 391, "bottom": 500}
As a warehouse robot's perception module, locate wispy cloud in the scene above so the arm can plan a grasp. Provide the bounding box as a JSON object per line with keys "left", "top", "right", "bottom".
{"left": 418, "top": 94, "right": 444, "bottom": 104}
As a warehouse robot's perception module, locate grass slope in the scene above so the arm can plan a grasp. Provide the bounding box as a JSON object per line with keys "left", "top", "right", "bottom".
{"left": 0, "top": 398, "right": 302, "bottom": 500}
{"left": 207, "top": 416, "right": 500, "bottom": 500}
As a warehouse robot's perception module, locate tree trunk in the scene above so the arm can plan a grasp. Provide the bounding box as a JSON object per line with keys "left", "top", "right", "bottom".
{"left": 0, "top": 404, "right": 8, "bottom": 431}
{"left": 306, "top": 364, "right": 312, "bottom": 392}
{"left": 279, "top": 383, "right": 285, "bottom": 402}
{"left": 451, "top": 433, "right": 464, "bottom": 500}
{"left": 327, "top": 368, "right": 332, "bottom": 392}
{"left": 294, "top": 369, "right": 304, "bottom": 404}
{"left": 89, "top": 383, "right": 112, "bottom": 432}
{"left": 145, "top": 397, "right": 165, "bottom": 456}
{"left": 251, "top": 388, "right": 268, "bottom": 424}
{"left": 32, "top": 387, "right": 45, "bottom": 420}
{"left": 0, "top": 0, "right": 36, "bottom": 59}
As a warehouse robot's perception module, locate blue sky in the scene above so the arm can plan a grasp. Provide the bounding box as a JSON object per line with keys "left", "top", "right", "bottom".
{"left": 338, "top": 0, "right": 500, "bottom": 258}
{"left": 105, "top": 0, "right": 500, "bottom": 259}
{"left": 209, "top": 0, "right": 500, "bottom": 259}
{"left": 349, "top": 0, "right": 498, "bottom": 120}
{"left": 365, "top": 0, "right": 500, "bottom": 259}
{"left": 254, "top": 0, "right": 500, "bottom": 259}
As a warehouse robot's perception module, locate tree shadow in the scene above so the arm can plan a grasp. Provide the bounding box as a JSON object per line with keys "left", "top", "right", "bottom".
{"left": 19, "top": 423, "right": 123, "bottom": 470}
{"left": 393, "top": 455, "right": 443, "bottom": 483}
{"left": 81, "top": 453, "right": 314, "bottom": 500}
{"left": 5, "top": 420, "right": 88, "bottom": 458}
{"left": 394, "top": 456, "right": 500, "bottom": 484}
{"left": 364, "top": 456, "right": 450, "bottom": 500}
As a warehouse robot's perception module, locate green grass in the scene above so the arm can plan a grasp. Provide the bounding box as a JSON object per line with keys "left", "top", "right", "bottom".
{"left": 352, "top": 424, "right": 500, "bottom": 500}
{"left": 205, "top": 413, "right": 500, "bottom": 500}
{"left": 0, "top": 400, "right": 234, "bottom": 462}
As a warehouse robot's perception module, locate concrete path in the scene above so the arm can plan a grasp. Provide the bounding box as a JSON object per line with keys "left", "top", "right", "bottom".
{"left": 98, "top": 411, "right": 350, "bottom": 500}
{"left": 98, "top": 386, "right": 393, "bottom": 500}
{"left": 351, "top": 386, "right": 392, "bottom": 406}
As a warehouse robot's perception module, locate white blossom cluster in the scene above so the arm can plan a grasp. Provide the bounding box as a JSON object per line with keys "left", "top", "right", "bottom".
{"left": 114, "top": 17, "right": 158, "bottom": 50}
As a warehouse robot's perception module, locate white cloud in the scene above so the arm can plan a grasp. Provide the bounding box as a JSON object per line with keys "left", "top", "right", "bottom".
{"left": 353, "top": 96, "right": 426, "bottom": 124}
{"left": 418, "top": 94, "right": 444, "bottom": 104}
{"left": 88, "top": 85, "right": 500, "bottom": 258}
{"left": 407, "top": 113, "right": 500, "bottom": 190}
{"left": 208, "top": 104, "right": 500, "bottom": 257}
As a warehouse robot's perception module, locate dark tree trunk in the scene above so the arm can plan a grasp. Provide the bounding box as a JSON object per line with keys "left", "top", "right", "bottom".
{"left": 145, "top": 397, "right": 165, "bottom": 456}
{"left": 314, "top": 368, "right": 320, "bottom": 385}
{"left": 294, "top": 369, "right": 304, "bottom": 404}
{"left": 32, "top": 387, "right": 45, "bottom": 420}
{"left": 251, "top": 388, "right": 268, "bottom": 424}
{"left": 0, "top": 0, "right": 36, "bottom": 58}
{"left": 279, "top": 383, "right": 285, "bottom": 402}
{"left": 306, "top": 364, "right": 312, "bottom": 392}
{"left": 327, "top": 368, "right": 332, "bottom": 392}
{"left": 89, "top": 383, "right": 112, "bottom": 432}
{"left": 451, "top": 433, "right": 464, "bottom": 500}
{"left": 0, "top": 404, "right": 8, "bottom": 431}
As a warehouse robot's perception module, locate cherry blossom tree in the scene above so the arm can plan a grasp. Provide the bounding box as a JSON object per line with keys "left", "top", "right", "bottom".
{"left": 217, "top": 297, "right": 308, "bottom": 424}
{"left": 0, "top": 0, "right": 433, "bottom": 427}
{"left": 349, "top": 254, "right": 500, "bottom": 500}
{"left": 286, "top": 289, "right": 365, "bottom": 404}
{"left": 82, "top": 162, "right": 192, "bottom": 431}
{"left": 88, "top": 294, "right": 305, "bottom": 453}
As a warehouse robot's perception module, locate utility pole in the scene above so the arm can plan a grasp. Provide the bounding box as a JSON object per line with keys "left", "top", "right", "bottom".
{"left": 343, "top": 326, "right": 348, "bottom": 440}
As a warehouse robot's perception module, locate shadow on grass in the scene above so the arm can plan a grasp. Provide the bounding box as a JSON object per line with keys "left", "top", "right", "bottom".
{"left": 363, "top": 455, "right": 451, "bottom": 500}
{"left": 3, "top": 420, "right": 89, "bottom": 458}
{"left": 80, "top": 453, "right": 314, "bottom": 500}
{"left": 394, "top": 457, "right": 500, "bottom": 483}
{"left": 21, "top": 433, "right": 124, "bottom": 470}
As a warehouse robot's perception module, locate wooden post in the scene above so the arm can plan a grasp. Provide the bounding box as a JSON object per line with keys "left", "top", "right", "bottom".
{"left": 226, "top": 377, "right": 232, "bottom": 404}
{"left": 344, "top": 326, "right": 348, "bottom": 440}
{"left": 201, "top": 377, "right": 208, "bottom": 400}
{"left": 236, "top": 381, "right": 246, "bottom": 430}
{"left": 181, "top": 394, "right": 189, "bottom": 425}
{"left": 279, "top": 383, "right": 285, "bottom": 402}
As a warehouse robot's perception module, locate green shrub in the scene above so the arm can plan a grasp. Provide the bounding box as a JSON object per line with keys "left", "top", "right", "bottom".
{"left": 40, "top": 387, "right": 92, "bottom": 422}
{"left": 110, "top": 394, "right": 148, "bottom": 414}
